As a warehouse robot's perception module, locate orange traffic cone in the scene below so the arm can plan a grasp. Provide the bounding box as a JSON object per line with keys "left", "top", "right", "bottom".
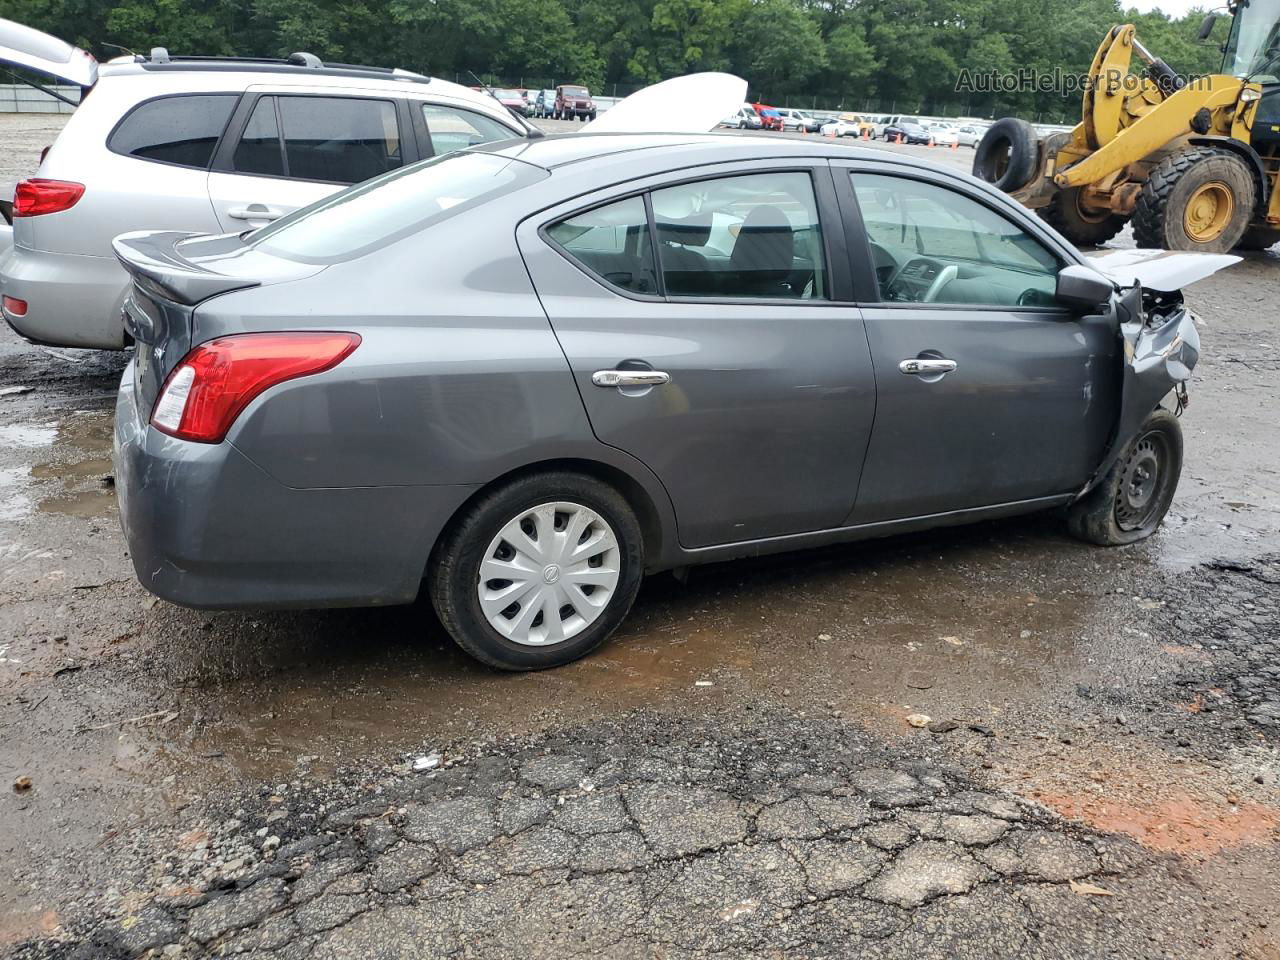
{"left": 928, "top": 136, "right": 935, "bottom": 147}
{"left": 861, "top": 127, "right": 869, "bottom": 140}
{"left": 895, "top": 133, "right": 902, "bottom": 144}
{"left": 950, "top": 139, "right": 958, "bottom": 150}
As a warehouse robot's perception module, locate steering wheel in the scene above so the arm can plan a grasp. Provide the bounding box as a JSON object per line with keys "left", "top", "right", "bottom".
{"left": 922, "top": 264, "right": 959, "bottom": 304}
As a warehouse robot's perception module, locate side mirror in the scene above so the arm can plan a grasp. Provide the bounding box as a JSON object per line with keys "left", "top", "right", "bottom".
{"left": 1197, "top": 12, "right": 1218, "bottom": 41}
{"left": 1056, "top": 264, "right": 1114, "bottom": 309}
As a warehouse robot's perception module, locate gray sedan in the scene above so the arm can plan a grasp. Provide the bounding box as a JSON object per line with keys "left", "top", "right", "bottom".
{"left": 112, "top": 135, "right": 1199, "bottom": 670}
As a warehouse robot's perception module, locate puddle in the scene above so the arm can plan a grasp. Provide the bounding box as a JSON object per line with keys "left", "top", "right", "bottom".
{"left": 0, "top": 424, "right": 56, "bottom": 447}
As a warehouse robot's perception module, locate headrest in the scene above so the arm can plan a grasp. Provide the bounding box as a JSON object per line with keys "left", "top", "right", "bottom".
{"left": 655, "top": 212, "right": 712, "bottom": 247}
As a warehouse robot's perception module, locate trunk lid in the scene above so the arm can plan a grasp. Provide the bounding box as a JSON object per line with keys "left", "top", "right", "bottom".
{"left": 113, "top": 230, "right": 325, "bottom": 414}
{"left": 582, "top": 73, "right": 747, "bottom": 133}
{"left": 0, "top": 17, "right": 96, "bottom": 88}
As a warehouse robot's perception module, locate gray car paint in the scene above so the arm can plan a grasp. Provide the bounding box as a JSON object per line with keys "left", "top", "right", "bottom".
{"left": 112, "top": 134, "right": 1199, "bottom": 611}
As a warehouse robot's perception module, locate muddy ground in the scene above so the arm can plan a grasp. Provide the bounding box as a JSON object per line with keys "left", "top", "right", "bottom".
{"left": 1, "top": 114, "right": 1279, "bottom": 958}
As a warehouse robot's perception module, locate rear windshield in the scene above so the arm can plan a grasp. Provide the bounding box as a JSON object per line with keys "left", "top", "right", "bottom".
{"left": 249, "top": 151, "right": 547, "bottom": 264}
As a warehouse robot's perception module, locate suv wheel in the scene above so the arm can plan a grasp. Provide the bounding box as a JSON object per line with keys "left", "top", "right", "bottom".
{"left": 429, "top": 472, "right": 644, "bottom": 670}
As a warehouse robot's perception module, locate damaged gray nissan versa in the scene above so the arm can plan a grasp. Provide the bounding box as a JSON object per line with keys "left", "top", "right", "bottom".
{"left": 112, "top": 134, "right": 1209, "bottom": 670}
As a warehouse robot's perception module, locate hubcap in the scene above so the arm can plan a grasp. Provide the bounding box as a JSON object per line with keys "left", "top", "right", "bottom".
{"left": 1184, "top": 181, "right": 1233, "bottom": 242}
{"left": 1115, "top": 432, "right": 1168, "bottom": 531}
{"left": 477, "top": 501, "right": 620, "bottom": 647}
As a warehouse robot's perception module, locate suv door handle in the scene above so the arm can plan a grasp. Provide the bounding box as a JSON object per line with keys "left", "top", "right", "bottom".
{"left": 592, "top": 370, "right": 671, "bottom": 388}
{"left": 899, "top": 358, "right": 957, "bottom": 376}
{"left": 227, "top": 204, "right": 284, "bottom": 221}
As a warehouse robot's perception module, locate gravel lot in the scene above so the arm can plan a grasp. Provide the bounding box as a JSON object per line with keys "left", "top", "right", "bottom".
{"left": 1, "top": 113, "right": 1279, "bottom": 959}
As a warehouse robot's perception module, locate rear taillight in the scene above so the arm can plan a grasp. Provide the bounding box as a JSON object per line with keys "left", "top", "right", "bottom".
{"left": 150, "top": 332, "right": 361, "bottom": 444}
{"left": 13, "top": 179, "right": 85, "bottom": 217}
{"left": 2, "top": 295, "right": 28, "bottom": 317}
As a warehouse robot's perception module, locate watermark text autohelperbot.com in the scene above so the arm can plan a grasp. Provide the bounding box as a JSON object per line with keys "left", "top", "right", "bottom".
{"left": 955, "top": 67, "right": 1212, "bottom": 95}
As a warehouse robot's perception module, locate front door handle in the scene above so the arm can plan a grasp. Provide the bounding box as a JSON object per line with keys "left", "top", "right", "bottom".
{"left": 592, "top": 370, "right": 671, "bottom": 388}
{"left": 227, "top": 203, "right": 285, "bottom": 222}
{"left": 899, "top": 358, "right": 957, "bottom": 376}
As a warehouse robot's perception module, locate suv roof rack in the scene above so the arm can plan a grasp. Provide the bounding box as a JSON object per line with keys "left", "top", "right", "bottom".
{"left": 131, "top": 51, "right": 431, "bottom": 84}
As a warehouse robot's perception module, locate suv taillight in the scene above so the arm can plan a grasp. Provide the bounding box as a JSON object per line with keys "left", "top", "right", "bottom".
{"left": 13, "top": 179, "right": 84, "bottom": 217}
{"left": 151, "top": 332, "right": 361, "bottom": 443}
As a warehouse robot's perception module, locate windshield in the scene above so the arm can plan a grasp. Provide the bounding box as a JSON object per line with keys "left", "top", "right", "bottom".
{"left": 562, "top": 86, "right": 588, "bottom": 97}
{"left": 496, "top": 89, "right": 522, "bottom": 99}
{"left": 249, "top": 151, "right": 547, "bottom": 264}
{"left": 762, "top": 108, "right": 780, "bottom": 118}
{"left": 1224, "top": 0, "right": 1280, "bottom": 79}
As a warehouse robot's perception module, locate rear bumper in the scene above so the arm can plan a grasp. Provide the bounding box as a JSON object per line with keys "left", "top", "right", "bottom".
{"left": 0, "top": 243, "right": 129, "bottom": 349}
{"left": 113, "top": 365, "right": 478, "bottom": 610}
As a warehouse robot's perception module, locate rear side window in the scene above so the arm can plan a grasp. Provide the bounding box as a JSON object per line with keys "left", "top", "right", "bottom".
{"left": 108, "top": 94, "right": 237, "bottom": 169}
{"left": 421, "top": 104, "right": 515, "bottom": 156}
{"left": 278, "top": 96, "right": 402, "bottom": 184}
{"left": 546, "top": 197, "right": 658, "bottom": 295}
{"left": 232, "top": 97, "right": 284, "bottom": 177}
{"left": 250, "top": 151, "right": 547, "bottom": 264}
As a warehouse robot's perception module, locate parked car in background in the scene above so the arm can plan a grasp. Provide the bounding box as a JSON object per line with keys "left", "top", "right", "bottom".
{"left": 925, "top": 122, "right": 959, "bottom": 146}
{"left": 0, "top": 24, "right": 532, "bottom": 349}
{"left": 492, "top": 88, "right": 527, "bottom": 116}
{"left": 883, "top": 118, "right": 931, "bottom": 143}
{"left": 820, "top": 113, "right": 874, "bottom": 138}
{"left": 751, "top": 103, "right": 784, "bottom": 131}
{"left": 556, "top": 84, "right": 596, "bottom": 121}
{"left": 955, "top": 123, "right": 985, "bottom": 147}
{"left": 533, "top": 89, "right": 557, "bottom": 118}
{"left": 113, "top": 133, "right": 1201, "bottom": 672}
{"left": 723, "top": 105, "right": 763, "bottom": 129}
{"left": 777, "top": 108, "right": 821, "bottom": 133}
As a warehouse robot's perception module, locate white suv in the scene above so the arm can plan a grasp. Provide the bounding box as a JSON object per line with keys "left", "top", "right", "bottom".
{"left": 0, "top": 20, "right": 533, "bottom": 348}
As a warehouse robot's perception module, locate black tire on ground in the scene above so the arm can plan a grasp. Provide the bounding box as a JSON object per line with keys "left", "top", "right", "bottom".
{"left": 1234, "top": 224, "right": 1280, "bottom": 251}
{"left": 1131, "top": 147, "right": 1255, "bottom": 252}
{"left": 428, "top": 471, "right": 645, "bottom": 671}
{"left": 1066, "top": 408, "right": 1183, "bottom": 546}
{"left": 972, "top": 117, "right": 1040, "bottom": 192}
{"left": 1039, "top": 186, "right": 1128, "bottom": 246}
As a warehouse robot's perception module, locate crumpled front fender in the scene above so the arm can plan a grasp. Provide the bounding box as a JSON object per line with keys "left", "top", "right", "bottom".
{"left": 1077, "top": 285, "right": 1199, "bottom": 498}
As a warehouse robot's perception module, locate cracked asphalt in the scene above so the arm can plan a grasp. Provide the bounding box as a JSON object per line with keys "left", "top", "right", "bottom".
{"left": 2, "top": 114, "right": 1279, "bottom": 958}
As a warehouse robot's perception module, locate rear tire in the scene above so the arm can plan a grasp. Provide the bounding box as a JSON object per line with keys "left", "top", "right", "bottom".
{"left": 1131, "top": 147, "right": 1254, "bottom": 252}
{"left": 972, "top": 118, "right": 1040, "bottom": 192}
{"left": 1039, "top": 186, "right": 1127, "bottom": 246}
{"left": 1066, "top": 408, "right": 1182, "bottom": 546}
{"left": 428, "top": 472, "right": 644, "bottom": 671}
{"left": 1235, "top": 224, "right": 1280, "bottom": 251}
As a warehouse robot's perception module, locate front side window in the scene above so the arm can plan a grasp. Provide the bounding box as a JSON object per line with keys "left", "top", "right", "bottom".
{"left": 277, "top": 96, "right": 401, "bottom": 184}
{"left": 546, "top": 196, "right": 657, "bottom": 295}
{"left": 108, "top": 94, "right": 237, "bottom": 169}
{"left": 650, "top": 172, "right": 826, "bottom": 299}
{"left": 852, "top": 173, "right": 1060, "bottom": 307}
{"left": 421, "top": 104, "right": 516, "bottom": 156}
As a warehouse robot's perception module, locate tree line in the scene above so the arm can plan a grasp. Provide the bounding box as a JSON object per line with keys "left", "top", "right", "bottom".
{"left": 1, "top": 0, "right": 1227, "bottom": 119}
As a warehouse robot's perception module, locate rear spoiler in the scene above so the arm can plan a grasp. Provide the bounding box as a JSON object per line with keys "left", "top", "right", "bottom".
{"left": 112, "top": 231, "right": 260, "bottom": 305}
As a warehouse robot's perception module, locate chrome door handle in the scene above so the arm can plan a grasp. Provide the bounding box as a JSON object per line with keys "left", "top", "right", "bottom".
{"left": 592, "top": 370, "right": 671, "bottom": 388}
{"left": 227, "top": 204, "right": 284, "bottom": 221}
{"left": 899, "top": 358, "right": 957, "bottom": 376}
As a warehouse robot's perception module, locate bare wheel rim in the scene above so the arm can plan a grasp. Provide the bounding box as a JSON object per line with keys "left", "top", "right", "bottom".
{"left": 1184, "top": 181, "right": 1233, "bottom": 242}
{"left": 1114, "top": 431, "right": 1170, "bottom": 532}
{"left": 476, "top": 501, "right": 621, "bottom": 647}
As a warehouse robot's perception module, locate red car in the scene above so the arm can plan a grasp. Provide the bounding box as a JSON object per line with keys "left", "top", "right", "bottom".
{"left": 555, "top": 84, "right": 597, "bottom": 121}
{"left": 751, "top": 103, "right": 784, "bottom": 131}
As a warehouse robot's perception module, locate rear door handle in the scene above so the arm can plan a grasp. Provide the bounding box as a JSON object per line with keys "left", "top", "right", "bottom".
{"left": 227, "top": 204, "right": 285, "bottom": 222}
{"left": 592, "top": 370, "right": 671, "bottom": 388}
{"left": 899, "top": 358, "right": 957, "bottom": 376}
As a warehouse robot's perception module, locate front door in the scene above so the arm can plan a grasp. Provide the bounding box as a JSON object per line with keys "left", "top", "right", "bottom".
{"left": 519, "top": 164, "right": 876, "bottom": 548}
{"left": 837, "top": 166, "right": 1119, "bottom": 524}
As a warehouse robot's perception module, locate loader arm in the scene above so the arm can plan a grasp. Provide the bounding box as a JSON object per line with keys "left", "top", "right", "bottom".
{"left": 1056, "top": 75, "right": 1257, "bottom": 190}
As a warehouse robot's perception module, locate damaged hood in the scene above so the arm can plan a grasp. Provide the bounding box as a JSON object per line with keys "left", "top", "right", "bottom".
{"left": 1084, "top": 248, "right": 1241, "bottom": 292}
{"left": 583, "top": 73, "right": 748, "bottom": 134}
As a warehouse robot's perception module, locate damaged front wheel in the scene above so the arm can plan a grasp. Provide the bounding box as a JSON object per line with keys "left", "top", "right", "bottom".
{"left": 1067, "top": 408, "right": 1183, "bottom": 546}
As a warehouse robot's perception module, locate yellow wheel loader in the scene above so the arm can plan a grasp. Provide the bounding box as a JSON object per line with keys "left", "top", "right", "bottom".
{"left": 974, "top": 0, "right": 1280, "bottom": 252}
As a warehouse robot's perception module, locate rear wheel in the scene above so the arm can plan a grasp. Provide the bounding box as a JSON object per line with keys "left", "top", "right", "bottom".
{"left": 429, "top": 472, "right": 644, "bottom": 671}
{"left": 1235, "top": 224, "right": 1280, "bottom": 251}
{"left": 1039, "top": 186, "right": 1127, "bottom": 246}
{"left": 1132, "top": 147, "right": 1254, "bottom": 252}
{"left": 1066, "top": 408, "right": 1182, "bottom": 546}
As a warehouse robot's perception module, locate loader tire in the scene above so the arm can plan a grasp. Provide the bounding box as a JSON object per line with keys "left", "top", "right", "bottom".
{"left": 1234, "top": 224, "right": 1280, "bottom": 251}
{"left": 972, "top": 118, "right": 1039, "bottom": 192}
{"left": 1039, "top": 187, "right": 1127, "bottom": 246}
{"left": 1131, "top": 147, "right": 1254, "bottom": 252}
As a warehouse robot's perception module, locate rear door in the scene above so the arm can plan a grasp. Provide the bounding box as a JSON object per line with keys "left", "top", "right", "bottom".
{"left": 0, "top": 17, "right": 96, "bottom": 88}
{"left": 519, "top": 161, "right": 877, "bottom": 549}
{"left": 834, "top": 161, "right": 1118, "bottom": 524}
{"left": 208, "top": 91, "right": 412, "bottom": 231}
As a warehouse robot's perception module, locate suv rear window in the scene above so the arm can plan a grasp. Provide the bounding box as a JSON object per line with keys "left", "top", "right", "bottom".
{"left": 108, "top": 94, "right": 237, "bottom": 169}
{"left": 249, "top": 151, "right": 547, "bottom": 264}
